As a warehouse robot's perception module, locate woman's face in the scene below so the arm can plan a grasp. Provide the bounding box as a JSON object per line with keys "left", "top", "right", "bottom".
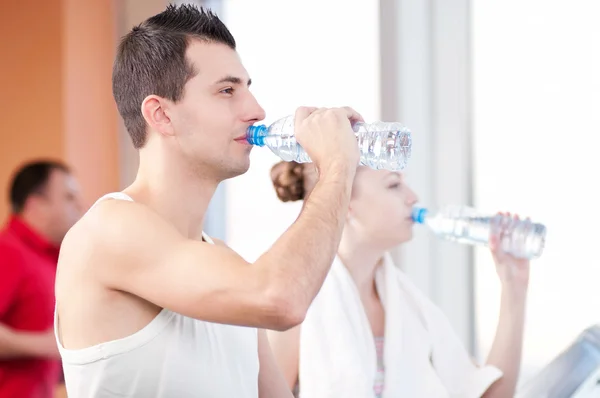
{"left": 347, "top": 168, "right": 418, "bottom": 250}
{"left": 301, "top": 165, "right": 418, "bottom": 250}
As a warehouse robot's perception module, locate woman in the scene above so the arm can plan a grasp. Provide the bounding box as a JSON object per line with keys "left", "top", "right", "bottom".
{"left": 267, "top": 161, "right": 530, "bottom": 398}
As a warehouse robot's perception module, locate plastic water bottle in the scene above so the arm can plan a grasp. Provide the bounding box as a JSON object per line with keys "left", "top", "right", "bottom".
{"left": 245, "top": 115, "right": 412, "bottom": 171}
{"left": 411, "top": 205, "right": 547, "bottom": 259}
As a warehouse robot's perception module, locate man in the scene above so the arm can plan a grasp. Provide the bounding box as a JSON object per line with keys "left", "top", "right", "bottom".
{"left": 0, "top": 160, "right": 82, "bottom": 398}
{"left": 55, "top": 4, "right": 361, "bottom": 398}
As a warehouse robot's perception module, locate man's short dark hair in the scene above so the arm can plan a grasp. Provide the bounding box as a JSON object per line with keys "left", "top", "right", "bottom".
{"left": 112, "top": 3, "right": 236, "bottom": 149}
{"left": 9, "top": 160, "right": 70, "bottom": 214}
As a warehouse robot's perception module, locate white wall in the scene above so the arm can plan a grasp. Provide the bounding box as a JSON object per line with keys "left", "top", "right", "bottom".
{"left": 221, "top": 0, "right": 380, "bottom": 261}
{"left": 472, "top": 0, "right": 600, "bottom": 382}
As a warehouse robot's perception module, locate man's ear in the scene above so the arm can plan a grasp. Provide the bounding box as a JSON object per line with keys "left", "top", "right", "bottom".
{"left": 141, "top": 95, "right": 174, "bottom": 138}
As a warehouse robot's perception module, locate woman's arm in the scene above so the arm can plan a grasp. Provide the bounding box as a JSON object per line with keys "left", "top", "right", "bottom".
{"left": 258, "top": 329, "right": 295, "bottom": 398}
{"left": 482, "top": 233, "right": 530, "bottom": 398}
{"left": 266, "top": 325, "right": 301, "bottom": 390}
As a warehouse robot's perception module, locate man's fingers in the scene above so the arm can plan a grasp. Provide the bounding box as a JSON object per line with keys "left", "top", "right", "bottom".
{"left": 294, "top": 106, "right": 319, "bottom": 123}
{"left": 338, "top": 106, "right": 365, "bottom": 124}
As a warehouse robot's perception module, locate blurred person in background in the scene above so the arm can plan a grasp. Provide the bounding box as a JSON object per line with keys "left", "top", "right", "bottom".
{"left": 268, "top": 161, "right": 530, "bottom": 398}
{"left": 0, "top": 160, "right": 82, "bottom": 398}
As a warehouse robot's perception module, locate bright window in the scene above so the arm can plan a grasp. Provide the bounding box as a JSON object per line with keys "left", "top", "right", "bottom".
{"left": 472, "top": 0, "right": 600, "bottom": 382}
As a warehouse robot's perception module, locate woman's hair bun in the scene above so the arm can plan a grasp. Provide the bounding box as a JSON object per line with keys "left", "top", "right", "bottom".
{"left": 270, "top": 161, "right": 306, "bottom": 202}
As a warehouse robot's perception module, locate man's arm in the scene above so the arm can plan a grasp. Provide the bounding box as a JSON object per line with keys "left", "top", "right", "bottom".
{"left": 0, "top": 244, "right": 24, "bottom": 316}
{"left": 83, "top": 163, "right": 353, "bottom": 331}
{"left": 71, "top": 107, "right": 360, "bottom": 331}
{"left": 0, "top": 324, "right": 59, "bottom": 359}
{"left": 0, "top": 245, "right": 58, "bottom": 359}
{"left": 258, "top": 329, "right": 295, "bottom": 398}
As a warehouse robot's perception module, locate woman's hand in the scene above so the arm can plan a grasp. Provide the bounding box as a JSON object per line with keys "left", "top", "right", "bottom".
{"left": 490, "top": 213, "right": 531, "bottom": 293}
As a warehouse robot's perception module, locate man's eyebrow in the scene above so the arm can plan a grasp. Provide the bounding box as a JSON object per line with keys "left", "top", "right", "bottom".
{"left": 214, "top": 75, "right": 252, "bottom": 86}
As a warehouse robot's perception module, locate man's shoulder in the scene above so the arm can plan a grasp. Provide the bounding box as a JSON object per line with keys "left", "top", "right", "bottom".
{"left": 207, "top": 236, "right": 227, "bottom": 247}
{"left": 63, "top": 197, "right": 178, "bottom": 258}
{"left": 78, "top": 197, "right": 161, "bottom": 233}
{"left": 0, "top": 228, "right": 25, "bottom": 257}
{"left": 0, "top": 231, "right": 27, "bottom": 272}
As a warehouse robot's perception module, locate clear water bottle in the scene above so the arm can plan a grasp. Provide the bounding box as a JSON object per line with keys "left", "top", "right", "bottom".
{"left": 411, "top": 205, "right": 547, "bottom": 260}
{"left": 245, "top": 115, "right": 412, "bottom": 171}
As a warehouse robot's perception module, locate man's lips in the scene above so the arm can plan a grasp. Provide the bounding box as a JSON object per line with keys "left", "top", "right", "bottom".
{"left": 234, "top": 133, "right": 252, "bottom": 147}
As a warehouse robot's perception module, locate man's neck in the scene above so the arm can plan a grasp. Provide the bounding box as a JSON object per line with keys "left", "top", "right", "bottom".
{"left": 128, "top": 152, "right": 219, "bottom": 239}
{"left": 18, "top": 213, "right": 57, "bottom": 246}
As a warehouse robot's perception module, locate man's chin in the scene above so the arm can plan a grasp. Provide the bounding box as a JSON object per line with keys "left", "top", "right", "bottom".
{"left": 221, "top": 160, "right": 251, "bottom": 181}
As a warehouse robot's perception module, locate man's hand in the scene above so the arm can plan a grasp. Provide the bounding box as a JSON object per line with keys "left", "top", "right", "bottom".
{"left": 0, "top": 323, "right": 60, "bottom": 359}
{"left": 294, "top": 106, "right": 362, "bottom": 176}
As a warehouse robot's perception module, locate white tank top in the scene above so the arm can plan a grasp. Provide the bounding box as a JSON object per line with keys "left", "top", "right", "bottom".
{"left": 55, "top": 192, "right": 259, "bottom": 398}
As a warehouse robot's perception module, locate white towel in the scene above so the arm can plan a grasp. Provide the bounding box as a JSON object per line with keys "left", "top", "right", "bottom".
{"left": 298, "top": 254, "right": 503, "bottom": 398}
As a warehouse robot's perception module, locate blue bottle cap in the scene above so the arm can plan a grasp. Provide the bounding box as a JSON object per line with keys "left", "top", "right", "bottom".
{"left": 411, "top": 207, "right": 428, "bottom": 224}
{"left": 246, "top": 125, "right": 267, "bottom": 146}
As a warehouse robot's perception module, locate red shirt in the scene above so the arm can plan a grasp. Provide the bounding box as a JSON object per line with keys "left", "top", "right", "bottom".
{"left": 0, "top": 216, "right": 61, "bottom": 398}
